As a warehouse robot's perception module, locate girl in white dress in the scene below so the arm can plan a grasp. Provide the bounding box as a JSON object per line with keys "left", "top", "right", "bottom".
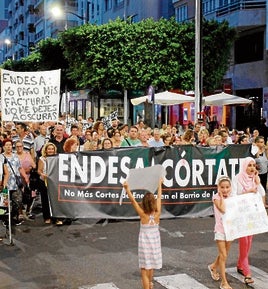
{"left": 123, "top": 179, "right": 163, "bottom": 289}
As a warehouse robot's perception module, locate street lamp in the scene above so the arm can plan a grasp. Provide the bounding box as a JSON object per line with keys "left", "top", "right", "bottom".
{"left": 5, "top": 39, "right": 29, "bottom": 60}
{"left": 5, "top": 39, "right": 28, "bottom": 48}
{"left": 51, "top": 3, "right": 88, "bottom": 31}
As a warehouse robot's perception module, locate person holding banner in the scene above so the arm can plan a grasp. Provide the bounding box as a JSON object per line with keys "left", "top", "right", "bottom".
{"left": 231, "top": 157, "right": 266, "bottom": 285}
{"left": 37, "top": 142, "right": 57, "bottom": 225}
{"left": 208, "top": 176, "right": 233, "bottom": 289}
{"left": 123, "top": 179, "right": 163, "bottom": 289}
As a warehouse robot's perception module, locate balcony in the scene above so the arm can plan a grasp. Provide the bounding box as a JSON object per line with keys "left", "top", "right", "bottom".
{"left": 204, "top": 0, "right": 266, "bottom": 30}
{"left": 216, "top": 0, "right": 266, "bottom": 17}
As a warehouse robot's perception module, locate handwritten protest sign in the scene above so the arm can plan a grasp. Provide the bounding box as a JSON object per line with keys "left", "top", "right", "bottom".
{"left": 222, "top": 193, "right": 268, "bottom": 241}
{"left": 1, "top": 69, "right": 61, "bottom": 121}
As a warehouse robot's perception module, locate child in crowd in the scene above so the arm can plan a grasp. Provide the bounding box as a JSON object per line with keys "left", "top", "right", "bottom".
{"left": 123, "top": 179, "right": 163, "bottom": 289}
{"left": 208, "top": 176, "right": 233, "bottom": 289}
{"left": 232, "top": 157, "right": 265, "bottom": 285}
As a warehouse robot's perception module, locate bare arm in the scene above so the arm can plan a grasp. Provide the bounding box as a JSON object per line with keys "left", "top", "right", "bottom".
{"left": 156, "top": 178, "right": 163, "bottom": 216}
{"left": 37, "top": 158, "right": 46, "bottom": 179}
{"left": 123, "top": 182, "right": 145, "bottom": 218}
{"left": 214, "top": 192, "right": 226, "bottom": 214}
{"left": 19, "top": 167, "right": 29, "bottom": 185}
{"left": 2, "top": 164, "right": 9, "bottom": 188}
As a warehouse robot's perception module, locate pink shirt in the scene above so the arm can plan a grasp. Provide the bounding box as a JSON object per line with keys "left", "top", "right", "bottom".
{"left": 213, "top": 193, "right": 225, "bottom": 234}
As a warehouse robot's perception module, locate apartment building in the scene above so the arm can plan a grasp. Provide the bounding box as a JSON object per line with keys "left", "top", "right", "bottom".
{"left": 173, "top": 0, "right": 268, "bottom": 129}
{"left": 0, "top": 0, "right": 174, "bottom": 62}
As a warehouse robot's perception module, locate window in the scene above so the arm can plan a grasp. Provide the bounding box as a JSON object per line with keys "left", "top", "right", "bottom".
{"left": 176, "top": 5, "right": 188, "bottom": 22}
{"left": 203, "top": 0, "right": 216, "bottom": 14}
{"left": 219, "top": 0, "right": 229, "bottom": 7}
{"left": 105, "top": 0, "right": 112, "bottom": 11}
{"left": 115, "top": 0, "right": 124, "bottom": 7}
{"left": 235, "top": 31, "right": 264, "bottom": 64}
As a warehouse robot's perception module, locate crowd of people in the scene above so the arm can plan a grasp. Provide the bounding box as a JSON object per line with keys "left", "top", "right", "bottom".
{"left": 0, "top": 115, "right": 267, "bottom": 225}
{"left": 0, "top": 114, "right": 267, "bottom": 288}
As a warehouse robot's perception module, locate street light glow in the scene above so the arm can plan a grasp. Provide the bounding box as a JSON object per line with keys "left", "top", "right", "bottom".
{"left": 51, "top": 6, "right": 63, "bottom": 18}
{"left": 5, "top": 39, "right": 11, "bottom": 45}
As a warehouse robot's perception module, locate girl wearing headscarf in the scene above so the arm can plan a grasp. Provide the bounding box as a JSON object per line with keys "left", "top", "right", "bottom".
{"left": 231, "top": 157, "right": 265, "bottom": 285}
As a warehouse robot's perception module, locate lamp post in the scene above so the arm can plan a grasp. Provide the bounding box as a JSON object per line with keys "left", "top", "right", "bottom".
{"left": 51, "top": 2, "right": 89, "bottom": 118}
{"left": 5, "top": 39, "right": 29, "bottom": 60}
{"left": 51, "top": 3, "right": 88, "bottom": 31}
{"left": 194, "top": 0, "right": 203, "bottom": 123}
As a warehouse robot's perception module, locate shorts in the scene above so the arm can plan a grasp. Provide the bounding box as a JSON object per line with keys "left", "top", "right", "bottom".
{"left": 214, "top": 232, "right": 226, "bottom": 241}
{"left": 214, "top": 232, "right": 233, "bottom": 242}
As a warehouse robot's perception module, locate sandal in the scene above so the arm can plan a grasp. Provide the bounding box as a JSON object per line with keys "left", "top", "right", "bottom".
{"left": 56, "top": 220, "right": 63, "bottom": 226}
{"left": 220, "top": 284, "right": 232, "bottom": 289}
{"left": 208, "top": 265, "right": 220, "bottom": 281}
{"left": 244, "top": 277, "right": 254, "bottom": 284}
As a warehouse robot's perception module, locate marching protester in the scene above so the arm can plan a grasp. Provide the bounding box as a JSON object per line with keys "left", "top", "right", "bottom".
{"left": 123, "top": 179, "right": 163, "bottom": 289}
{"left": 93, "top": 120, "right": 107, "bottom": 141}
{"left": 208, "top": 176, "right": 233, "bottom": 289}
{"left": 254, "top": 136, "right": 268, "bottom": 208}
{"left": 68, "top": 124, "right": 84, "bottom": 147}
{"left": 138, "top": 129, "right": 150, "bottom": 147}
{"left": 181, "top": 129, "right": 195, "bottom": 145}
{"left": 111, "top": 130, "right": 122, "bottom": 148}
{"left": 34, "top": 123, "right": 50, "bottom": 159}
{"left": 37, "top": 142, "right": 58, "bottom": 225}
{"left": 15, "top": 139, "right": 36, "bottom": 218}
{"left": 49, "top": 123, "right": 67, "bottom": 153}
{"left": 2, "top": 138, "right": 29, "bottom": 225}
{"left": 63, "top": 137, "right": 79, "bottom": 153}
{"left": 101, "top": 138, "right": 113, "bottom": 150}
{"left": 162, "top": 133, "right": 173, "bottom": 146}
{"left": 231, "top": 157, "right": 266, "bottom": 285}
{"left": 147, "top": 128, "right": 165, "bottom": 147}
{"left": 12, "top": 122, "right": 35, "bottom": 162}
{"left": 120, "top": 125, "right": 141, "bottom": 147}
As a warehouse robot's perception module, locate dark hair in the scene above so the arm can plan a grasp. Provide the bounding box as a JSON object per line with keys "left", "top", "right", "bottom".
{"left": 101, "top": 138, "right": 113, "bottom": 149}
{"left": 129, "top": 125, "right": 138, "bottom": 132}
{"left": 107, "top": 128, "right": 115, "bottom": 138}
{"left": 16, "top": 122, "right": 27, "bottom": 131}
{"left": 238, "top": 135, "right": 248, "bottom": 144}
{"left": 71, "top": 124, "right": 79, "bottom": 130}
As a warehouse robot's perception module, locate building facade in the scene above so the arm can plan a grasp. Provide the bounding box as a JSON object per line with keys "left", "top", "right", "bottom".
{"left": 4, "top": 1, "right": 265, "bottom": 129}
{"left": 173, "top": 0, "right": 268, "bottom": 129}
{"left": 0, "top": 0, "right": 174, "bottom": 62}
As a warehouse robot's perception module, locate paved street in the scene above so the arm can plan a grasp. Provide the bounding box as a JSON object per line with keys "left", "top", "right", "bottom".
{"left": 0, "top": 206, "right": 267, "bottom": 289}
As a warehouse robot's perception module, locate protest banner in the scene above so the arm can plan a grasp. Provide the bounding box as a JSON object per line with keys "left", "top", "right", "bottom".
{"left": 222, "top": 193, "right": 268, "bottom": 241}
{"left": 46, "top": 144, "right": 252, "bottom": 219}
{"left": 0, "top": 69, "right": 61, "bottom": 122}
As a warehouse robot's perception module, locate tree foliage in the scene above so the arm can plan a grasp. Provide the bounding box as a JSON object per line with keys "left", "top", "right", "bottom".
{"left": 60, "top": 17, "right": 235, "bottom": 92}
{"left": 1, "top": 18, "right": 236, "bottom": 93}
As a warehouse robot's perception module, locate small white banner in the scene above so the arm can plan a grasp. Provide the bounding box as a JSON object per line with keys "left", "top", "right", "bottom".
{"left": 1, "top": 69, "right": 61, "bottom": 121}
{"left": 222, "top": 193, "right": 268, "bottom": 241}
